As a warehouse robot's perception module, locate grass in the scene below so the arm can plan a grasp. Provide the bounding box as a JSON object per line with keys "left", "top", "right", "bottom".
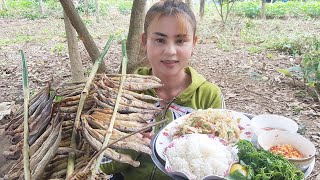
{"left": 0, "top": 0, "right": 318, "bottom": 97}
{"left": 50, "top": 43, "right": 66, "bottom": 55}
{"left": 0, "top": 0, "right": 133, "bottom": 19}
{"left": 198, "top": 13, "right": 320, "bottom": 55}
{"left": 233, "top": 0, "right": 320, "bottom": 19}
{"left": 2, "top": 0, "right": 319, "bottom": 62}
{"left": 2, "top": 0, "right": 319, "bottom": 55}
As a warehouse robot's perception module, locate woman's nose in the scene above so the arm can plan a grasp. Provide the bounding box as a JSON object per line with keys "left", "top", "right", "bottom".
{"left": 164, "top": 42, "right": 176, "bottom": 56}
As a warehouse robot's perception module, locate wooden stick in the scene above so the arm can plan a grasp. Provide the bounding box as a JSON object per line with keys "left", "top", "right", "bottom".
{"left": 20, "top": 50, "right": 31, "bottom": 180}
{"left": 66, "top": 35, "right": 115, "bottom": 178}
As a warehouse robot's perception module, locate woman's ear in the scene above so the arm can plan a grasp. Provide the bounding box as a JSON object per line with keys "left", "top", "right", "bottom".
{"left": 193, "top": 35, "right": 198, "bottom": 47}
{"left": 141, "top": 33, "right": 147, "bottom": 49}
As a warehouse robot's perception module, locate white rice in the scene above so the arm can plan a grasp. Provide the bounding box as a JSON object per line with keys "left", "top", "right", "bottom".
{"left": 165, "top": 135, "right": 234, "bottom": 180}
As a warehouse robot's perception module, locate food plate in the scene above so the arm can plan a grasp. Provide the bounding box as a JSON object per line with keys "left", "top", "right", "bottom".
{"left": 155, "top": 109, "right": 253, "bottom": 161}
{"left": 151, "top": 111, "right": 315, "bottom": 179}
{"left": 151, "top": 132, "right": 316, "bottom": 180}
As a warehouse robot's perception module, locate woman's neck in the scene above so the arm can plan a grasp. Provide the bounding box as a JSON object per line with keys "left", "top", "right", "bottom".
{"left": 153, "top": 70, "right": 191, "bottom": 103}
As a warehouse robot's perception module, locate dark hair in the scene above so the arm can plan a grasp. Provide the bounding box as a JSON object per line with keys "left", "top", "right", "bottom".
{"left": 144, "top": 0, "right": 197, "bottom": 37}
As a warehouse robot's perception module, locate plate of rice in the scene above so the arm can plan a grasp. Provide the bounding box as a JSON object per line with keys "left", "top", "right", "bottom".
{"left": 155, "top": 109, "right": 253, "bottom": 161}
{"left": 164, "top": 134, "right": 237, "bottom": 180}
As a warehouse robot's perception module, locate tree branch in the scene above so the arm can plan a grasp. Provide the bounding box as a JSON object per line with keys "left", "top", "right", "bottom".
{"left": 59, "top": 0, "right": 107, "bottom": 73}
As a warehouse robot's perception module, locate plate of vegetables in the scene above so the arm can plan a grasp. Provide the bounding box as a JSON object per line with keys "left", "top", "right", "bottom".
{"left": 228, "top": 140, "right": 309, "bottom": 180}
{"left": 155, "top": 109, "right": 253, "bottom": 161}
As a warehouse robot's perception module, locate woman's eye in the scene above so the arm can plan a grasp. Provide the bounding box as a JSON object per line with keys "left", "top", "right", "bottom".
{"left": 176, "top": 39, "right": 185, "bottom": 44}
{"left": 156, "top": 39, "right": 165, "bottom": 43}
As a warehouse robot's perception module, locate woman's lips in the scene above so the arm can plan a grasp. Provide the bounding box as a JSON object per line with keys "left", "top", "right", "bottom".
{"left": 161, "top": 60, "right": 179, "bottom": 64}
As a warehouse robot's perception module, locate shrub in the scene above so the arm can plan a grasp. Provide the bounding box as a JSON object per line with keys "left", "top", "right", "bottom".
{"left": 233, "top": 0, "right": 320, "bottom": 18}
{"left": 117, "top": 1, "right": 132, "bottom": 15}
{"left": 266, "top": 2, "right": 288, "bottom": 18}
{"left": 234, "top": 1, "right": 261, "bottom": 18}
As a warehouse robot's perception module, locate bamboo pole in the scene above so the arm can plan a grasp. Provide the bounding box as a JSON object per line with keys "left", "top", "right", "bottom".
{"left": 90, "top": 34, "right": 128, "bottom": 179}
{"left": 66, "top": 35, "right": 115, "bottom": 178}
{"left": 20, "top": 50, "right": 31, "bottom": 180}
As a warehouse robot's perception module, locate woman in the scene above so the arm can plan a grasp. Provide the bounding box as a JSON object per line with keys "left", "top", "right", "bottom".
{"left": 101, "top": 1, "right": 224, "bottom": 179}
{"left": 136, "top": 0, "right": 224, "bottom": 127}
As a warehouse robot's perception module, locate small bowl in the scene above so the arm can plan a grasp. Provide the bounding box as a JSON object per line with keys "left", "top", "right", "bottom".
{"left": 257, "top": 130, "right": 316, "bottom": 171}
{"left": 251, "top": 114, "right": 298, "bottom": 136}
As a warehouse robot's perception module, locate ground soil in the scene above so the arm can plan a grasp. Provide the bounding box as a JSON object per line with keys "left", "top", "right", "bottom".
{"left": 0, "top": 14, "right": 319, "bottom": 179}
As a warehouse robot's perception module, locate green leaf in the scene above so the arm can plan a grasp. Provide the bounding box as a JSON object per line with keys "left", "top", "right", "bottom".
{"left": 288, "top": 66, "right": 303, "bottom": 73}
{"left": 54, "top": 95, "right": 64, "bottom": 103}
{"left": 227, "top": 169, "right": 247, "bottom": 180}
{"left": 307, "top": 82, "right": 315, "bottom": 87}
{"left": 277, "top": 68, "right": 292, "bottom": 77}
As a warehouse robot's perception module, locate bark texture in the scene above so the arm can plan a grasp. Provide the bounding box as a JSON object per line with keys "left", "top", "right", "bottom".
{"left": 95, "top": 0, "right": 100, "bottom": 23}
{"left": 261, "top": 0, "right": 266, "bottom": 19}
{"left": 126, "top": 0, "right": 147, "bottom": 73}
{"left": 185, "top": 0, "right": 191, "bottom": 9}
{"left": 200, "top": 0, "right": 205, "bottom": 19}
{"left": 63, "top": 11, "right": 85, "bottom": 82}
{"left": 39, "top": 0, "right": 44, "bottom": 15}
{"left": 84, "top": 0, "right": 89, "bottom": 18}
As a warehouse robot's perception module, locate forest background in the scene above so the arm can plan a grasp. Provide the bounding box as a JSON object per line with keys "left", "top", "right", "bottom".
{"left": 0, "top": 0, "right": 319, "bottom": 179}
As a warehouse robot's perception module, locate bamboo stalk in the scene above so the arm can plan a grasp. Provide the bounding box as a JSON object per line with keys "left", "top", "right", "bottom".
{"left": 90, "top": 34, "right": 128, "bottom": 179}
{"left": 20, "top": 50, "right": 31, "bottom": 180}
{"left": 66, "top": 35, "right": 115, "bottom": 178}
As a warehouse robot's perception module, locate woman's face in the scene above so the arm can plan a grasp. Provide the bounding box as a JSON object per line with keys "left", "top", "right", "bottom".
{"left": 142, "top": 15, "right": 197, "bottom": 78}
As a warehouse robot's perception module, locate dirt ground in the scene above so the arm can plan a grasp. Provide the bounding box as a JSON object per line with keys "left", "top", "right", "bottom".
{"left": 0, "top": 14, "right": 319, "bottom": 179}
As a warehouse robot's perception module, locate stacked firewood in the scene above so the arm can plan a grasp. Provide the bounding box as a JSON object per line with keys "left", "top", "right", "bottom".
{"left": 3, "top": 74, "right": 163, "bottom": 180}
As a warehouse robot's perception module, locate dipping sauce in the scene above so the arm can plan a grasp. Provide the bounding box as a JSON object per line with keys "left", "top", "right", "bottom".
{"left": 262, "top": 127, "right": 284, "bottom": 131}
{"left": 269, "top": 144, "right": 304, "bottom": 158}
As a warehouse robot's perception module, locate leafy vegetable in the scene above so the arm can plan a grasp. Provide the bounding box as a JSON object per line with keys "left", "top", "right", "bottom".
{"left": 236, "top": 140, "right": 304, "bottom": 180}
{"left": 228, "top": 169, "right": 247, "bottom": 180}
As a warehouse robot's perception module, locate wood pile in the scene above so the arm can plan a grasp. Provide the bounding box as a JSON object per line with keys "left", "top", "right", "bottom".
{"left": 3, "top": 74, "right": 163, "bottom": 180}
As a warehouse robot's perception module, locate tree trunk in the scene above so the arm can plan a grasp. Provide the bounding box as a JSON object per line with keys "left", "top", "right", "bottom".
{"left": 59, "top": 0, "right": 107, "bottom": 73}
{"left": 63, "top": 11, "right": 85, "bottom": 82}
{"left": 1, "top": 0, "right": 8, "bottom": 11}
{"left": 261, "top": 0, "right": 266, "bottom": 20}
{"left": 185, "top": 0, "right": 191, "bottom": 9}
{"left": 200, "top": 0, "right": 205, "bottom": 19}
{"left": 126, "top": 0, "right": 147, "bottom": 73}
{"left": 95, "top": 0, "right": 100, "bottom": 23}
{"left": 146, "top": 0, "right": 150, "bottom": 12}
{"left": 84, "top": 0, "right": 89, "bottom": 18}
{"left": 39, "top": 0, "right": 44, "bottom": 15}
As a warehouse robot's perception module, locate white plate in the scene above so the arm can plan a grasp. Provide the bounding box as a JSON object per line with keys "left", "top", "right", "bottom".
{"left": 304, "top": 157, "right": 315, "bottom": 178}
{"left": 155, "top": 109, "right": 253, "bottom": 161}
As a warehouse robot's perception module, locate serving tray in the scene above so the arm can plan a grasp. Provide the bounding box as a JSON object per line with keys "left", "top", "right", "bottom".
{"left": 150, "top": 112, "right": 315, "bottom": 180}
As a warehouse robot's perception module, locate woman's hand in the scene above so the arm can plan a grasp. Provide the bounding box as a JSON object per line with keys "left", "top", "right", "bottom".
{"left": 141, "top": 131, "right": 155, "bottom": 142}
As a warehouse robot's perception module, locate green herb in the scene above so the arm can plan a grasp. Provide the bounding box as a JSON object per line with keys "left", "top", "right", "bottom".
{"left": 236, "top": 140, "right": 304, "bottom": 180}
{"left": 228, "top": 169, "right": 247, "bottom": 180}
